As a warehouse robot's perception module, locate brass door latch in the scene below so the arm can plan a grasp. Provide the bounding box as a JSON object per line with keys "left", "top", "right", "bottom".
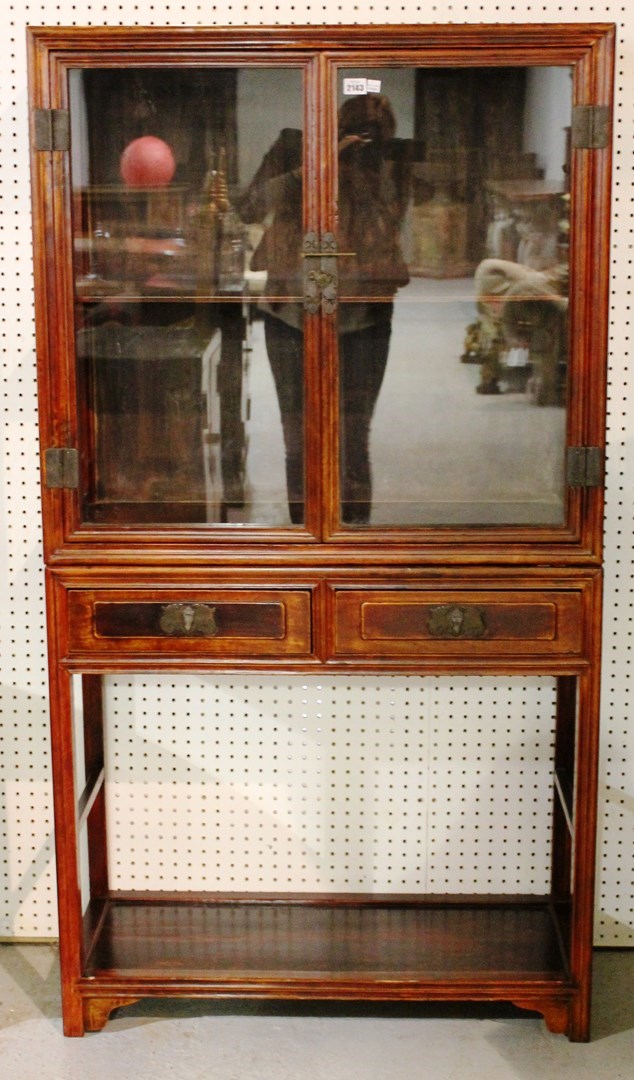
{"left": 303, "top": 232, "right": 354, "bottom": 314}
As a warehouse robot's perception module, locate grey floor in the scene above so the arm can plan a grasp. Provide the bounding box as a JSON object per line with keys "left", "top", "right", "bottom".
{"left": 0, "top": 945, "right": 632, "bottom": 1079}
{"left": 242, "top": 276, "right": 566, "bottom": 527}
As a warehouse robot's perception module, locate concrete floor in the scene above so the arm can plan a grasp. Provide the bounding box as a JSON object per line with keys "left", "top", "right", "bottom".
{"left": 0, "top": 945, "right": 632, "bottom": 1079}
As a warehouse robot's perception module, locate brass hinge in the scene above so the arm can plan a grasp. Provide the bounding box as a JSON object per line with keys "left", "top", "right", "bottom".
{"left": 33, "top": 108, "right": 71, "bottom": 152}
{"left": 566, "top": 446, "right": 604, "bottom": 488}
{"left": 44, "top": 448, "right": 79, "bottom": 489}
{"left": 571, "top": 105, "right": 610, "bottom": 150}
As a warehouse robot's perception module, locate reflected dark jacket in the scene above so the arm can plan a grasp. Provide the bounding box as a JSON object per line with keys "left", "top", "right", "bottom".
{"left": 238, "top": 127, "right": 410, "bottom": 301}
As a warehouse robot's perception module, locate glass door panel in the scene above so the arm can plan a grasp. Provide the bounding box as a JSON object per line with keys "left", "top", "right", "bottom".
{"left": 69, "top": 66, "right": 305, "bottom": 526}
{"left": 335, "top": 67, "right": 572, "bottom": 528}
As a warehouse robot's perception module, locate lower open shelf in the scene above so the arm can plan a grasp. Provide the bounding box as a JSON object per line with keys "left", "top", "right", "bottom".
{"left": 78, "top": 892, "right": 576, "bottom": 1034}
{"left": 84, "top": 892, "right": 569, "bottom": 982}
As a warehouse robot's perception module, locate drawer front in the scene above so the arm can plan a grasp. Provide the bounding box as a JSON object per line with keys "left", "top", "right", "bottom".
{"left": 334, "top": 590, "right": 583, "bottom": 659}
{"left": 67, "top": 589, "right": 312, "bottom": 657}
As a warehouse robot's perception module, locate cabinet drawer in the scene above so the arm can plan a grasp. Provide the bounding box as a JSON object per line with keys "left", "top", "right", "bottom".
{"left": 333, "top": 589, "right": 583, "bottom": 659}
{"left": 67, "top": 589, "right": 312, "bottom": 657}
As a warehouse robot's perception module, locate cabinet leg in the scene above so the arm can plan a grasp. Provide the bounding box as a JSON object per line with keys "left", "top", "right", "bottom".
{"left": 61, "top": 987, "right": 87, "bottom": 1037}
{"left": 567, "top": 990, "right": 591, "bottom": 1042}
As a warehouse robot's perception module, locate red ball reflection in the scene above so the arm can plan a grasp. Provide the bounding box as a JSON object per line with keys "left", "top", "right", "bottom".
{"left": 120, "top": 136, "right": 176, "bottom": 187}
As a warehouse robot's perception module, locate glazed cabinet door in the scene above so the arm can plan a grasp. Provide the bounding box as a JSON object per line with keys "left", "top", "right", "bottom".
{"left": 69, "top": 62, "right": 317, "bottom": 532}
{"left": 320, "top": 44, "right": 612, "bottom": 557}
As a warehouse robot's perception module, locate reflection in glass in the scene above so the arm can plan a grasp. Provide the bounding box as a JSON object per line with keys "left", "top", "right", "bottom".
{"left": 237, "top": 126, "right": 306, "bottom": 525}
{"left": 335, "top": 93, "right": 414, "bottom": 523}
{"left": 68, "top": 63, "right": 573, "bottom": 532}
{"left": 337, "top": 67, "right": 572, "bottom": 527}
{"left": 69, "top": 68, "right": 303, "bottom": 526}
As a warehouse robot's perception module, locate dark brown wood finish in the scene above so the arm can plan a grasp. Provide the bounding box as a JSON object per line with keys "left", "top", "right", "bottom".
{"left": 28, "top": 24, "right": 613, "bottom": 1039}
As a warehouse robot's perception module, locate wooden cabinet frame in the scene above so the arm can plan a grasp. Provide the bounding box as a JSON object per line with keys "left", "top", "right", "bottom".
{"left": 28, "top": 23, "right": 614, "bottom": 1038}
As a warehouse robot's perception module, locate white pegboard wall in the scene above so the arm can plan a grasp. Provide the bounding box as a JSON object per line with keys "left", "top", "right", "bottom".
{"left": 0, "top": 0, "right": 631, "bottom": 945}
{"left": 100, "top": 675, "right": 555, "bottom": 896}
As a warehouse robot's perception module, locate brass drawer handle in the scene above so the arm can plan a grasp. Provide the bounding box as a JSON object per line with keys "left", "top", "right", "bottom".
{"left": 427, "top": 605, "right": 486, "bottom": 639}
{"left": 159, "top": 603, "right": 218, "bottom": 637}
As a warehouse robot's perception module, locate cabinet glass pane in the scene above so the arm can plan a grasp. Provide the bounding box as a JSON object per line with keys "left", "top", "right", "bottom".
{"left": 69, "top": 68, "right": 304, "bottom": 526}
{"left": 336, "top": 68, "right": 571, "bottom": 527}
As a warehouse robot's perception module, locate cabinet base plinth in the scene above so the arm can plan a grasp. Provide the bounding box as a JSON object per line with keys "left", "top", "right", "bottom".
{"left": 73, "top": 984, "right": 580, "bottom": 1039}
{"left": 83, "top": 996, "right": 141, "bottom": 1033}
{"left": 511, "top": 997, "right": 572, "bottom": 1036}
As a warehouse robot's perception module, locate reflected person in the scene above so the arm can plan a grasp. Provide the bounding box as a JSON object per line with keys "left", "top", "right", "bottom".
{"left": 238, "top": 93, "right": 412, "bottom": 524}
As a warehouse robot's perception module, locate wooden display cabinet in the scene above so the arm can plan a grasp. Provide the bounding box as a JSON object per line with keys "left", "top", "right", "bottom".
{"left": 28, "top": 24, "right": 614, "bottom": 1038}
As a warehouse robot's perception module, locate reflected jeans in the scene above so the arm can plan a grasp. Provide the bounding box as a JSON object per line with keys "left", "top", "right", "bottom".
{"left": 264, "top": 309, "right": 392, "bottom": 525}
